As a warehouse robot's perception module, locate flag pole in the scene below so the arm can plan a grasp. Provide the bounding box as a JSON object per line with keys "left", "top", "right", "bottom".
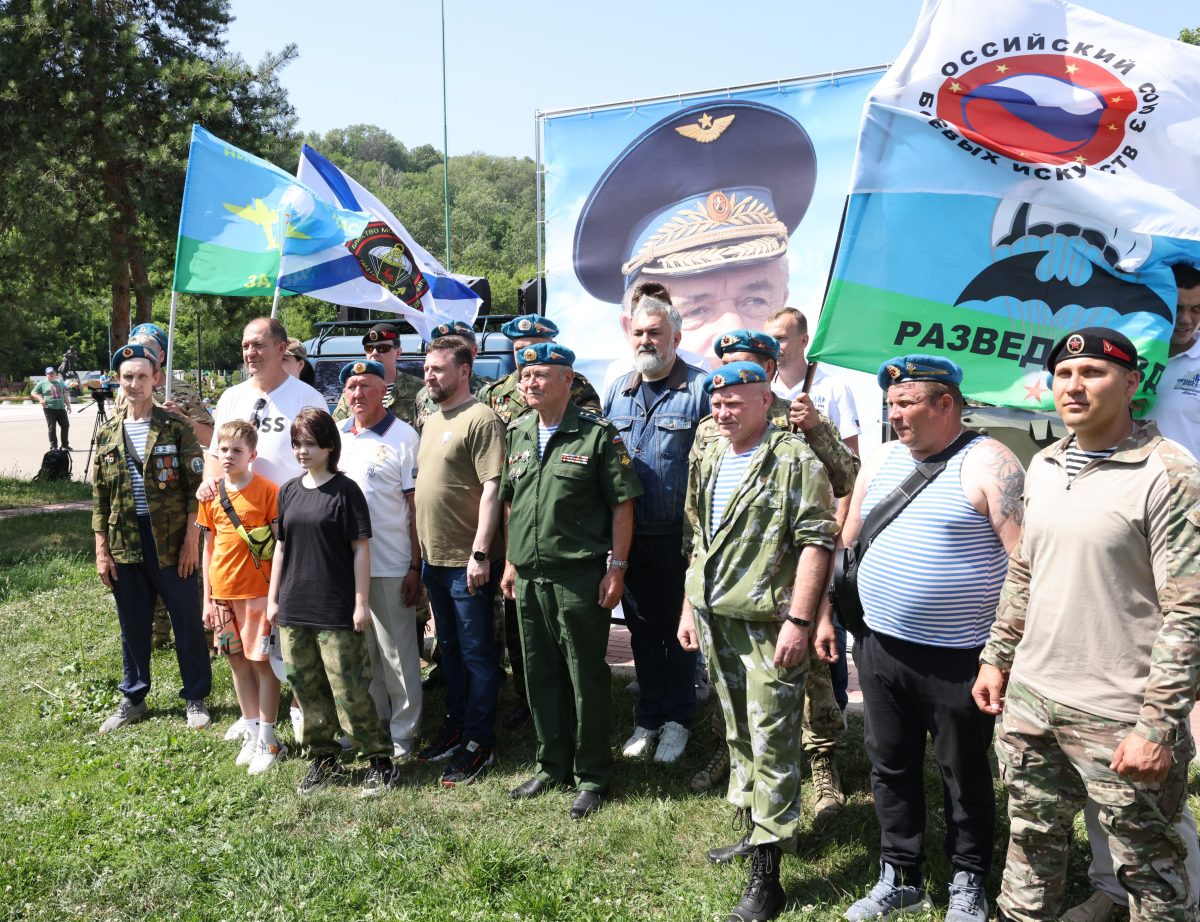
{"left": 165, "top": 289, "right": 178, "bottom": 402}
{"left": 440, "top": 0, "right": 452, "bottom": 270}
{"left": 271, "top": 210, "right": 290, "bottom": 319}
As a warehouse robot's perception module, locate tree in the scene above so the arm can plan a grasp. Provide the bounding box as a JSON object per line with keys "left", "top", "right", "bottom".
{"left": 0, "top": 0, "right": 297, "bottom": 366}
{"left": 1182, "top": 26, "right": 1199, "bottom": 45}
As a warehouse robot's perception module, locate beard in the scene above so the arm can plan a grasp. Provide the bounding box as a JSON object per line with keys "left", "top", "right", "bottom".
{"left": 634, "top": 347, "right": 672, "bottom": 378}
{"left": 428, "top": 382, "right": 450, "bottom": 404}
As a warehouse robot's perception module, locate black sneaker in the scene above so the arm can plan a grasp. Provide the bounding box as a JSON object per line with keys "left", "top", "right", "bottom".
{"left": 297, "top": 756, "right": 341, "bottom": 795}
{"left": 440, "top": 741, "right": 495, "bottom": 786}
{"left": 360, "top": 757, "right": 396, "bottom": 798}
{"left": 417, "top": 723, "right": 463, "bottom": 763}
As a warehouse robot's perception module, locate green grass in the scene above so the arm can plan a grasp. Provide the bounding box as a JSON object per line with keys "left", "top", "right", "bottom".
{"left": 0, "top": 476, "right": 91, "bottom": 510}
{"left": 1, "top": 510, "right": 1195, "bottom": 920}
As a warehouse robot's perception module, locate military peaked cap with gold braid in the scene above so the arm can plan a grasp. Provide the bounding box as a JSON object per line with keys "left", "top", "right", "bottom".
{"left": 573, "top": 100, "right": 817, "bottom": 303}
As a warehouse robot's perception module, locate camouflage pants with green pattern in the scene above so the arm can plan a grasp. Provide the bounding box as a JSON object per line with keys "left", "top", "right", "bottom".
{"left": 279, "top": 625, "right": 390, "bottom": 761}
{"left": 696, "top": 610, "right": 807, "bottom": 852}
{"left": 996, "top": 680, "right": 1198, "bottom": 922}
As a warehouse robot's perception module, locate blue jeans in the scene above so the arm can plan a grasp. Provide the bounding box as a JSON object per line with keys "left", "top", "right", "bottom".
{"left": 830, "top": 619, "right": 849, "bottom": 710}
{"left": 111, "top": 515, "right": 212, "bottom": 705}
{"left": 422, "top": 563, "right": 502, "bottom": 747}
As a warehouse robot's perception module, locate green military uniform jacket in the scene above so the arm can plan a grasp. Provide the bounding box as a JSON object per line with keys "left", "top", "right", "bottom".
{"left": 333, "top": 372, "right": 423, "bottom": 428}
{"left": 91, "top": 406, "right": 205, "bottom": 566}
{"left": 114, "top": 380, "right": 214, "bottom": 429}
{"left": 481, "top": 368, "right": 601, "bottom": 424}
{"left": 691, "top": 395, "right": 858, "bottom": 497}
{"left": 501, "top": 401, "right": 643, "bottom": 576}
{"left": 685, "top": 425, "right": 836, "bottom": 621}
{"left": 413, "top": 372, "right": 489, "bottom": 433}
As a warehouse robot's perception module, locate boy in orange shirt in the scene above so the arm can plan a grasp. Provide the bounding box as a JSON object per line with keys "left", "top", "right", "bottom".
{"left": 198, "top": 420, "right": 284, "bottom": 774}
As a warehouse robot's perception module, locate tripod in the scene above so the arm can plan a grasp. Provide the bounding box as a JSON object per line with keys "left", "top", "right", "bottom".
{"left": 83, "top": 393, "right": 110, "bottom": 481}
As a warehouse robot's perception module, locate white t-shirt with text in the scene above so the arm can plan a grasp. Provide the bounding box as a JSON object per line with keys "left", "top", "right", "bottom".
{"left": 210, "top": 375, "right": 327, "bottom": 487}
{"left": 1150, "top": 337, "right": 1200, "bottom": 460}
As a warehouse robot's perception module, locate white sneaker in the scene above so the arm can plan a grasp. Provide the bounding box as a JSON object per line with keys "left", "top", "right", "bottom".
{"left": 235, "top": 731, "right": 257, "bottom": 766}
{"left": 289, "top": 705, "right": 303, "bottom": 739}
{"left": 185, "top": 699, "right": 211, "bottom": 730}
{"left": 223, "top": 717, "right": 248, "bottom": 742}
{"left": 653, "top": 721, "right": 690, "bottom": 763}
{"left": 621, "top": 725, "right": 659, "bottom": 758}
{"left": 247, "top": 740, "right": 288, "bottom": 776}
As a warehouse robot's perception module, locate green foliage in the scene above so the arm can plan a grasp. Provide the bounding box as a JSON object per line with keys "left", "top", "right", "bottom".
{"left": 1182, "top": 26, "right": 1200, "bottom": 45}
{"left": 0, "top": 0, "right": 298, "bottom": 376}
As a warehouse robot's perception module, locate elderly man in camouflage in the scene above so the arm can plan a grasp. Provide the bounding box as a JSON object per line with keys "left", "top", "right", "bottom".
{"left": 114, "top": 323, "right": 215, "bottom": 649}
{"left": 94, "top": 343, "right": 212, "bottom": 734}
{"left": 687, "top": 329, "right": 858, "bottom": 820}
{"left": 974, "top": 328, "right": 1200, "bottom": 922}
{"left": 678, "top": 362, "right": 836, "bottom": 922}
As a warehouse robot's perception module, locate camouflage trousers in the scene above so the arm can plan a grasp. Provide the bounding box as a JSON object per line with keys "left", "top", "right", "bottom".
{"left": 279, "top": 625, "right": 390, "bottom": 761}
{"left": 696, "top": 610, "right": 807, "bottom": 852}
{"left": 710, "top": 655, "right": 844, "bottom": 756}
{"left": 996, "top": 681, "right": 1198, "bottom": 922}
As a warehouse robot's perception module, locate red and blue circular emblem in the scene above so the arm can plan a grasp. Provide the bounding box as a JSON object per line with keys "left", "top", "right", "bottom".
{"left": 936, "top": 54, "right": 1137, "bottom": 166}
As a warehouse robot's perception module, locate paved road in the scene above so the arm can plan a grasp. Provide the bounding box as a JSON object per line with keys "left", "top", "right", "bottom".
{"left": 0, "top": 401, "right": 106, "bottom": 480}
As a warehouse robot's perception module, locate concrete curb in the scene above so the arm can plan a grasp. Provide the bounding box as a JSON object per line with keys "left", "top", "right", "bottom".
{"left": 0, "top": 500, "right": 92, "bottom": 520}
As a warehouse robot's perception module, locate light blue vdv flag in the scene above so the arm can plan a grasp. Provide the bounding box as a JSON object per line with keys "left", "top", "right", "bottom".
{"left": 173, "top": 125, "right": 370, "bottom": 296}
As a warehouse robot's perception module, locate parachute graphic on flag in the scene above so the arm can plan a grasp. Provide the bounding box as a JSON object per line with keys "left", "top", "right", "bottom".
{"left": 278, "top": 145, "right": 481, "bottom": 341}
{"left": 809, "top": 0, "right": 1200, "bottom": 411}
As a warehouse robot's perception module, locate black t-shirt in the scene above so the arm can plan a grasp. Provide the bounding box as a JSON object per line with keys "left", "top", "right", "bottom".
{"left": 276, "top": 472, "right": 372, "bottom": 630}
{"left": 639, "top": 376, "right": 671, "bottom": 409}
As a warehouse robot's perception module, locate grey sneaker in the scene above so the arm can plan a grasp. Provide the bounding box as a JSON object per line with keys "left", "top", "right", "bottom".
{"left": 845, "top": 862, "right": 930, "bottom": 921}
{"left": 185, "top": 699, "right": 211, "bottom": 730}
{"left": 99, "top": 697, "right": 147, "bottom": 734}
{"left": 944, "top": 870, "right": 987, "bottom": 922}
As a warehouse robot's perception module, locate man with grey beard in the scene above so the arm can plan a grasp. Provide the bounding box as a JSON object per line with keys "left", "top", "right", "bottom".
{"left": 603, "top": 282, "right": 710, "bottom": 764}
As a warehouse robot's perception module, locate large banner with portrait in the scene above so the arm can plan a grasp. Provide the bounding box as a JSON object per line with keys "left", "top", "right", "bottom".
{"left": 540, "top": 69, "right": 884, "bottom": 396}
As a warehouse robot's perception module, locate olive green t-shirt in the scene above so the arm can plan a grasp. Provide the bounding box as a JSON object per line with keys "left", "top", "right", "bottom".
{"left": 415, "top": 397, "right": 506, "bottom": 567}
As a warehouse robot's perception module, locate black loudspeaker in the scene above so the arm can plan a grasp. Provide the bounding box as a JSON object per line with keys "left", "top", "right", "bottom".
{"left": 517, "top": 277, "right": 545, "bottom": 314}
{"left": 459, "top": 276, "right": 492, "bottom": 315}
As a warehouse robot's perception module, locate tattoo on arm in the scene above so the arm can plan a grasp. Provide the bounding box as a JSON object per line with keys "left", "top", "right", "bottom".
{"left": 986, "top": 447, "right": 1025, "bottom": 527}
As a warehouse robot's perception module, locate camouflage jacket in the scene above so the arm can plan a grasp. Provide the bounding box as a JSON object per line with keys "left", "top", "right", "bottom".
{"left": 982, "top": 421, "right": 1200, "bottom": 745}
{"left": 91, "top": 406, "right": 205, "bottom": 566}
{"left": 685, "top": 424, "right": 836, "bottom": 621}
{"left": 413, "top": 372, "right": 490, "bottom": 433}
{"left": 333, "top": 372, "right": 423, "bottom": 428}
{"left": 480, "top": 369, "right": 602, "bottom": 424}
{"left": 114, "top": 380, "right": 214, "bottom": 428}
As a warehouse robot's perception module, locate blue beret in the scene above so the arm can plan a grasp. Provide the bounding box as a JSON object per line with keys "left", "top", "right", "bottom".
{"left": 111, "top": 343, "right": 160, "bottom": 370}
{"left": 129, "top": 322, "right": 168, "bottom": 354}
{"left": 877, "top": 354, "right": 964, "bottom": 389}
{"left": 430, "top": 320, "right": 476, "bottom": 340}
{"left": 501, "top": 314, "right": 559, "bottom": 340}
{"left": 703, "top": 361, "right": 769, "bottom": 395}
{"left": 516, "top": 342, "right": 575, "bottom": 368}
{"left": 340, "top": 359, "right": 387, "bottom": 385}
{"left": 1046, "top": 327, "right": 1138, "bottom": 372}
{"left": 714, "top": 329, "right": 779, "bottom": 360}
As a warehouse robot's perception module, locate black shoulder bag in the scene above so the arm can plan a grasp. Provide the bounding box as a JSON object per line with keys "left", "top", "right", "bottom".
{"left": 830, "top": 430, "right": 977, "bottom": 638}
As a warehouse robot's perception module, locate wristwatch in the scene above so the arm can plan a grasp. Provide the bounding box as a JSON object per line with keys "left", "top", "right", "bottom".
{"left": 785, "top": 616, "right": 811, "bottom": 628}
{"left": 609, "top": 558, "right": 628, "bottom": 571}
{"left": 472, "top": 550, "right": 487, "bottom": 562}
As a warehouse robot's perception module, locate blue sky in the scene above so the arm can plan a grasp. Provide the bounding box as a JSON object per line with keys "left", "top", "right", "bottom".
{"left": 223, "top": 0, "right": 1200, "bottom": 159}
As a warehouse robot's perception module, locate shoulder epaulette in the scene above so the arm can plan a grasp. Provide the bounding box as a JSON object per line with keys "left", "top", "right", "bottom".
{"left": 577, "top": 410, "right": 608, "bottom": 425}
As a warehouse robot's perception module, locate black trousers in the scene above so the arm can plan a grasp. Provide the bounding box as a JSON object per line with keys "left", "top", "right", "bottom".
{"left": 43, "top": 406, "right": 69, "bottom": 449}
{"left": 855, "top": 630, "right": 996, "bottom": 876}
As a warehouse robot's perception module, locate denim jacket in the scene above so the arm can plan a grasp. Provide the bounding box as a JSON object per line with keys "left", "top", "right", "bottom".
{"left": 603, "top": 357, "right": 709, "bottom": 534}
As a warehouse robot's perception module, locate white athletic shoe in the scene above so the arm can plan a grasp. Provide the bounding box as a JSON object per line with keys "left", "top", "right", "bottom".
{"left": 223, "top": 717, "right": 248, "bottom": 742}
{"left": 653, "top": 721, "right": 690, "bottom": 764}
{"left": 235, "top": 731, "right": 257, "bottom": 766}
{"left": 247, "top": 740, "right": 288, "bottom": 776}
{"left": 621, "top": 725, "right": 660, "bottom": 759}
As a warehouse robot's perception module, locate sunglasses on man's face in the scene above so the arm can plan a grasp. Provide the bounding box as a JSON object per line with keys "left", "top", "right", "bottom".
{"left": 250, "top": 397, "right": 267, "bottom": 429}
{"left": 364, "top": 343, "right": 394, "bottom": 355}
